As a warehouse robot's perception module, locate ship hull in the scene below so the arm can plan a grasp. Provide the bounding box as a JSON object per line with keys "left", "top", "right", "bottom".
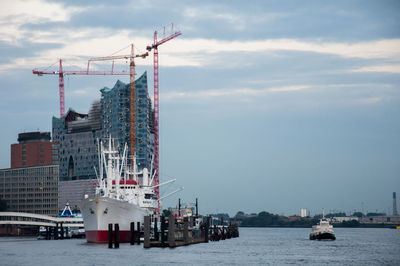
{"left": 80, "top": 197, "right": 152, "bottom": 243}
{"left": 309, "top": 232, "right": 336, "bottom": 240}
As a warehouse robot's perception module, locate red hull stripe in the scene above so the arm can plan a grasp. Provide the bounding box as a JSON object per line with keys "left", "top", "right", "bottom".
{"left": 86, "top": 230, "right": 132, "bottom": 243}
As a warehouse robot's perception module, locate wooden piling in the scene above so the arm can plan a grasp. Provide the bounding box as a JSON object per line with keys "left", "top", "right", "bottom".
{"left": 161, "top": 216, "right": 165, "bottom": 245}
{"left": 168, "top": 215, "right": 176, "bottom": 247}
{"left": 204, "top": 217, "right": 209, "bottom": 243}
{"left": 54, "top": 223, "right": 59, "bottom": 240}
{"left": 190, "top": 216, "right": 194, "bottom": 227}
{"left": 144, "top": 216, "right": 150, "bottom": 248}
{"left": 130, "top": 222, "right": 135, "bottom": 245}
{"left": 214, "top": 225, "right": 219, "bottom": 241}
{"left": 154, "top": 217, "right": 158, "bottom": 241}
{"left": 60, "top": 223, "right": 64, "bottom": 239}
{"left": 65, "top": 226, "right": 69, "bottom": 239}
{"left": 183, "top": 217, "right": 189, "bottom": 245}
{"left": 46, "top": 226, "right": 50, "bottom": 240}
{"left": 136, "top": 222, "right": 140, "bottom": 245}
{"left": 195, "top": 198, "right": 198, "bottom": 217}
{"left": 108, "top": 223, "right": 113, "bottom": 249}
{"left": 178, "top": 198, "right": 181, "bottom": 217}
{"left": 114, "top": 224, "right": 120, "bottom": 248}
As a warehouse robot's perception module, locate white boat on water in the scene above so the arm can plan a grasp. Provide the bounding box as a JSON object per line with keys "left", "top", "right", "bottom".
{"left": 80, "top": 137, "right": 165, "bottom": 243}
{"left": 309, "top": 212, "right": 336, "bottom": 241}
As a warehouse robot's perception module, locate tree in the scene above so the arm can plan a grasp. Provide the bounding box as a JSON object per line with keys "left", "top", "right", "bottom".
{"left": 235, "top": 211, "right": 245, "bottom": 217}
{"left": 326, "top": 212, "right": 346, "bottom": 218}
{"left": 352, "top": 212, "right": 364, "bottom": 218}
{"left": 0, "top": 199, "right": 7, "bottom": 211}
{"left": 366, "top": 212, "right": 385, "bottom": 217}
{"left": 341, "top": 220, "right": 360, "bottom": 227}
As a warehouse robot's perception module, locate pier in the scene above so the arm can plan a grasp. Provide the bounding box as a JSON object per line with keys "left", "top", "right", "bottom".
{"left": 0, "top": 211, "right": 84, "bottom": 238}
{"left": 106, "top": 215, "right": 239, "bottom": 248}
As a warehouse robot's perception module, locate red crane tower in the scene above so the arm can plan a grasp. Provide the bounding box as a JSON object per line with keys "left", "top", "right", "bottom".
{"left": 146, "top": 24, "right": 181, "bottom": 213}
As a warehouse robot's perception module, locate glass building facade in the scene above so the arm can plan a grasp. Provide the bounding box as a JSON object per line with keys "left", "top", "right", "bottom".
{"left": 53, "top": 72, "right": 154, "bottom": 181}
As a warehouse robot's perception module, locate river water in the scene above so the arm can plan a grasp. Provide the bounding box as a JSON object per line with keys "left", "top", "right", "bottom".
{"left": 1, "top": 228, "right": 399, "bottom": 265}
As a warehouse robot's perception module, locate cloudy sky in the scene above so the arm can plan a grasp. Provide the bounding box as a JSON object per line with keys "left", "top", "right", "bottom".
{"left": 0, "top": 0, "right": 399, "bottom": 216}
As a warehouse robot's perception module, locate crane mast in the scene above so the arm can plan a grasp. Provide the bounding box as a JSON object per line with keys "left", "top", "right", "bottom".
{"left": 58, "top": 59, "right": 65, "bottom": 117}
{"left": 147, "top": 24, "right": 181, "bottom": 213}
{"left": 130, "top": 44, "right": 136, "bottom": 168}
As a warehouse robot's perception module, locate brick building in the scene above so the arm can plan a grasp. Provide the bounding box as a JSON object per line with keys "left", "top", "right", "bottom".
{"left": 11, "top": 131, "right": 57, "bottom": 168}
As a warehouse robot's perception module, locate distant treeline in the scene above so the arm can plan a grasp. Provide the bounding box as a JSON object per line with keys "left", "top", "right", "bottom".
{"left": 235, "top": 211, "right": 318, "bottom": 227}
{"left": 230, "top": 211, "right": 382, "bottom": 228}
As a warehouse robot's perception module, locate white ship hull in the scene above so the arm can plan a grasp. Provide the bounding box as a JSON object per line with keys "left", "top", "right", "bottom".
{"left": 80, "top": 196, "right": 152, "bottom": 243}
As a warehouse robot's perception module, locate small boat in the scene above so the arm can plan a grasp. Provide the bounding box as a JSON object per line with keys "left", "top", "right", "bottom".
{"left": 310, "top": 212, "right": 336, "bottom": 241}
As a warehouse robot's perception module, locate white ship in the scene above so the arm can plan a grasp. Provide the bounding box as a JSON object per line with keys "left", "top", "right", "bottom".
{"left": 309, "top": 212, "right": 336, "bottom": 241}
{"left": 80, "top": 137, "right": 161, "bottom": 243}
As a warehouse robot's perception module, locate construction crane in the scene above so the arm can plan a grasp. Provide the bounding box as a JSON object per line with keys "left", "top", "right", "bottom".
{"left": 146, "top": 24, "right": 181, "bottom": 213}
{"left": 33, "top": 59, "right": 131, "bottom": 118}
{"left": 32, "top": 44, "right": 146, "bottom": 118}
{"left": 88, "top": 44, "right": 149, "bottom": 167}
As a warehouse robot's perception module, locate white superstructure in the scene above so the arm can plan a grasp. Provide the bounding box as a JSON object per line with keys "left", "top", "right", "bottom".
{"left": 80, "top": 137, "right": 159, "bottom": 243}
{"left": 309, "top": 211, "right": 336, "bottom": 240}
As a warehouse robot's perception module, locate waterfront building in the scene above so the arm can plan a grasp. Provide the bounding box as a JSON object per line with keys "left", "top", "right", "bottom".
{"left": 52, "top": 101, "right": 103, "bottom": 181}
{"left": 101, "top": 72, "right": 153, "bottom": 169}
{"left": 360, "top": 215, "right": 400, "bottom": 224}
{"left": 53, "top": 72, "right": 154, "bottom": 182}
{"left": 0, "top": 165, "right": 59, "bottom": 216}
{"left": 301, "top": 208, "right": 309, "bottom": 218}
{"left": 11, "top": 131, "right": 57, "bottom": 168}
{"left": 53, "top": 73, "right": 154, "bottom": 207}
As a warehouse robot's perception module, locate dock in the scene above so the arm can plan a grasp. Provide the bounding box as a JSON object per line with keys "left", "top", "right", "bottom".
{"left": 144, "top": 215, "right": 239, "bottom": 248}
{"left": 106, "top": 215, "right": 239, "bottom": 248}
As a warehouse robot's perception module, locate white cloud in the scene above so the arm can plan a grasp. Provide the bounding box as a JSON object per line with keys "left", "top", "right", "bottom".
{"left": 268, "top": 85, "right": 310, "bottom": 92}
{"left": 0, "top": 0, "right": 76, "bottom": 22}
{"left": 352, "top": 64, "right": 400, "bottom": 73}
{"left": 165, "top": 38, "right": 400, "bottom": 61}
{"left": 0, "top": 1, "right": 399, "bottom": 75}
{"left": 71, "top": 89, "right": 89, "bottom": 96}
{"left": 3, "top": 35, "right": 400, "bottom": 74}
{"left": 356, "top": 97, "right": 383, "bottom": 104}
{"left": 161, "top": 85, "right": 310, "bottom": 101}
{"left": 0, "top": 0, "right": 85, "bottom": 45}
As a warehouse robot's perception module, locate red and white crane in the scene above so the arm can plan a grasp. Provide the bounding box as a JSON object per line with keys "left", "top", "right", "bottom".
{"left": 146, "top": 24, "right": 181, "bottom": 213}
{"left": 32, "top": 44, "right": 147, "bottom": 118}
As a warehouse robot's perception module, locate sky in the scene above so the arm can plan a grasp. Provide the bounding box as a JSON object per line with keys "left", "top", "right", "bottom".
{"left": 0, "top": 0, "right": 399, "bottom": 216}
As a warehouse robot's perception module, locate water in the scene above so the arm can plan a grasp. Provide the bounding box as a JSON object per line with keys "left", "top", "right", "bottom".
{"left": 1, "top": 228, "right": 399, "bottom": 265}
